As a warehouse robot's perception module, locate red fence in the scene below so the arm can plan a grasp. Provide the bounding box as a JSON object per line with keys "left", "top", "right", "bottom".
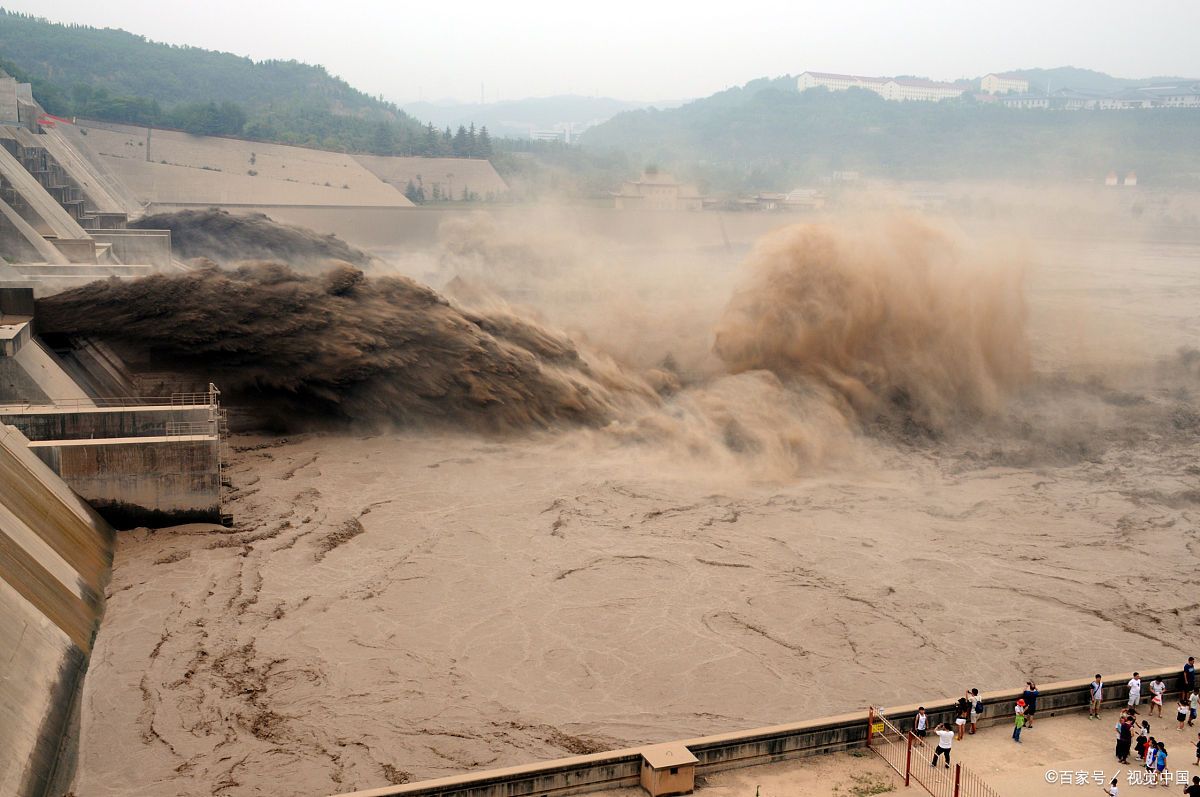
{"left": 866, "top": 708, "right": 1000, "bottom": 797}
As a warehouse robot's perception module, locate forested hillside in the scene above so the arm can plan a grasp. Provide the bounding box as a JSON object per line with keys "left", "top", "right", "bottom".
{"left": 582, "top": 78, "right": 1200, "bottom": 190}
{"left": 0, "top": 9, "right": 493, "bottom": 157}
{"left": 1007, "top": 66, "right": 1194, "bottom": 95}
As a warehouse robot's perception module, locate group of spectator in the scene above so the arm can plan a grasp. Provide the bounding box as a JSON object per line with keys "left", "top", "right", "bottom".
{"left": 1101, "top": 658, "right": 1200, "bottom": 790}
{"left": 915, "top": 685, "right": 997, "bottom": 768}
{"left": 910, "top": 657, "right": 1200, "bottom": 788}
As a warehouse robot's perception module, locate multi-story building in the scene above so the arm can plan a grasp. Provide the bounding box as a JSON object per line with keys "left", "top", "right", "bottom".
{"left": 797, "top": 71, "right": 966, "bottom": 102}
{"left": 980, "top": 73, "right": 1030, "bottom": 95}
{"left": 1001, "top": 82, "right": 1200, "bottom": 111}
{"left": 613, "top": 171, "right": 703, "bottom": 211}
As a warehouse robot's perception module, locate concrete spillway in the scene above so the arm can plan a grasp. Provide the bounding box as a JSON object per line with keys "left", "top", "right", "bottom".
{"left": 0, "top": 423, "right": 113, "bottom": 797}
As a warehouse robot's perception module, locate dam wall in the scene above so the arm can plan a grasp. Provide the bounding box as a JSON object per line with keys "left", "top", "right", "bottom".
{"left": 0, "top": 404, "right": 214, "bottom": 440}
{"left": 29, "top": 434, "right": 221, "bottom": 529}
{"left": 0, "top": 405, "right": 223, "bottom": 528}
{"left": 0, "top": 423, "right": 113, "bottom": 797}
{"left": 334, "top": 667, "right": 1184, "bottom": 797}
{"left": 68, "top": 119, "right": 414, "bottom": 209}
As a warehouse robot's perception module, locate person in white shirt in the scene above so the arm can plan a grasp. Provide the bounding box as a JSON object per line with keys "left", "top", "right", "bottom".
{"left": 1128, "top": 673, "right": 1142, "bottom": 706}
{"left": 1150, "top": 678, "right": 1166, "bottom": 717}
{"left": 1090, "top": 675, "right": 1105, "bottom": 719}
{"left": 914, "top": 707, "right": 928, "bottom": 737}
{"left": 1101, "top": 775, "right": 1119, "bottom": 796}
{"left": 931, "top": 723, "right": 954, "bottom": 768}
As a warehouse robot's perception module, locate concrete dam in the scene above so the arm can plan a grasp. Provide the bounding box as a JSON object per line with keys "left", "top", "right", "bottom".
{"left": 0, "top": 422, "right": 112, "bottom": 797}
{"left": 0, "top": 65, "right": 516, "bottom": 795}
{"left": 0, "top": 72, "right": 229, "bottom": 797}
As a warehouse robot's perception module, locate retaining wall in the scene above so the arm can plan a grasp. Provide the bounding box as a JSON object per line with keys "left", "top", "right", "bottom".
{"left": 0, "top": 405, "right": 214, "bottom": 441}
{"left": 333, "top": 667, "right": 1185, "bottom": 797}
{"left": 29, "top": 434, "right": 221, "bottom": 527}
{"left": 0, "top": 423, "right": 112, "bottom": 797}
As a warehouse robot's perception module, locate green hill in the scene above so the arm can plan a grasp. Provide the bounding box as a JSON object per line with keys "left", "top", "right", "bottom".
{"left": 582, "top": 76, "right": 1200, "bottom": 190}
{"left": 0, "top": 9, "right": 493, "bottom": 157}
{"left": 1006, "top": 66, "right": 1196, "bottom": 95}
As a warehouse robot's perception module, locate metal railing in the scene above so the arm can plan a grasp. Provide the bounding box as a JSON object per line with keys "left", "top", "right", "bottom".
{"left": 164, "top": 420, "right": 219, "bottom": 436}
{"left": 866, "top": 708, "right": 1000, "bottom": 797}
{"left": 0, "top": 383, "right": 220, "bottom": 411}
{"left": 866, "top": 707, "right": 911, "bottom": 781}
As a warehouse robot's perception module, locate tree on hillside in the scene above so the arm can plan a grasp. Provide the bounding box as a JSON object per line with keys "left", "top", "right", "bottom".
{"left": 452, "top": 125, "right": 470, "bottom": 157}
{"left": 372, "top": 121, "right": 395, "bottom": 155}
{"left": 404, "top": 178, "right": 425, "bottom": 203}
{"left": 478, "top": 126, "right": 493, "bottom": 158}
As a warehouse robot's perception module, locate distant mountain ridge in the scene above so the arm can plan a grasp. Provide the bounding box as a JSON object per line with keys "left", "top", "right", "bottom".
{"left": 582, "top": 71, "right": 1200, "bottom": 190}
{"left": 402, "top": 95, "right": 678, "bottom": 140}
{"left": 1000, "top": 66, "right": 1198, "bottom": 94}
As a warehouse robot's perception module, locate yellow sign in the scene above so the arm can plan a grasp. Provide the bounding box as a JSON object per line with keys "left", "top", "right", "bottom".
{"left": 871, "top": 722, "right": 885, "bottom": 734}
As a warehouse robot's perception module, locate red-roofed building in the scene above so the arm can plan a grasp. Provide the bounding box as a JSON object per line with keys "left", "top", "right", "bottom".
{"left": 980, "top": 73, "right": 1030, "bottom": 95}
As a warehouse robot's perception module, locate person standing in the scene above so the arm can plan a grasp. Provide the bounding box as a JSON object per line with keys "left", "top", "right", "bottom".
{"left": 1153, "top": 741, "right": 1167, "bottom": 785}
{"left": 1102, "top": 776, "right": 1119, "bottom": 796}
{"left": 1179, "top": 697, "right": 1191, "bottom": 731}
{"left": 1184, "top": 657, "right": 1197, "bottom": 699}
{"left": 1023, "top": 681, "right": 1039, "bottom": 728}
{"left": 1091, "top": 674, "right": 1105, "bottom": 719}
{"left": 1013, "top": 699, "right": 1026, "bottom": 743}
{"left": 1145, "top": 736, "right": 1158, "bottom": 773}
{"left": 1152, "top": 677, "right": 1167, "bottom": 717}
{"left": 1184, "top": 775, "right": 1200, "bottom": 797}
{"left": 968, "top": 688, "right": 982, "bottom": 734}
{"left": 1135, "top": 721, "right": 1150, "bottom": 760}
{"left": 1189, "top": 691, "right": 1198, "bottom": 727}
{"left": 1128, "top": 673, "right": 1143, "bottom": 707}
{"left": 914, "top": 706, "right": 928, "bottom": 737}
{"left": 932, "top": 722, "right": 954, "bottom": 768}
{"left": 1115, "top": 716, "right": 1133, "bottom": 764}
{"left": 1194, "top": 731, "right": 1200, "bottom": 766}
{"left": 954, "top": 695, "right": 970, "bottom": 740}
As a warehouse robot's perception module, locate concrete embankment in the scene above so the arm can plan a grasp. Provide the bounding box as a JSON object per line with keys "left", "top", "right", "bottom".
{"left": 332, "top": 668, "right": 1184, "bottom": 797}
{"left": 0, "top": 423, "right": 113, "bottom": 797}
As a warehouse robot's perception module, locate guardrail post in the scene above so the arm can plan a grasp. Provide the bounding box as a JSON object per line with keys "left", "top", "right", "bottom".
{"left": 904, "top": 731, "right": 912, "bottom": 786}
{"left": 953, "top": 763, "right": 961, "bottom": 797}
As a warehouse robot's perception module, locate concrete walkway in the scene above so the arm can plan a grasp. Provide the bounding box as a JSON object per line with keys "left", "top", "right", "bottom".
{"left": 595, "top": 709, "right": 1200, "bottom": 797}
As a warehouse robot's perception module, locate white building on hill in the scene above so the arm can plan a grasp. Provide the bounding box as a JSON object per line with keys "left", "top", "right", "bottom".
{"left": 797, "top": 71, "right": 966, "bottom": 102}
{"left": 980, "top": 73, "right": 1030, "bottom": 94}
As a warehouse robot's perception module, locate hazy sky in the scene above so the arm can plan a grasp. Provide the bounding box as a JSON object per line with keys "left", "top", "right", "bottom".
{"left": 19, "top": 0, "right": 1200, "bottom": 104}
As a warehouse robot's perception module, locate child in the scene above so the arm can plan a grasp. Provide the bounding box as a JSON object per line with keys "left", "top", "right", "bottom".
{"left": 1153, "top": 741, "right": 1167, "bottom": 785}
{"left": 1144, "top": 736, "right": 1157, "bottom": 772}
{"left": 914, "top": 707, "right": 928, "bottom": 737}
{"left": 1150, "top": 677, "right": 1166, "bottom": 717}
{"left": 1190, "top": 691, "right": 1198, "bottom": 727}
{"left": 1194, "top": 731, "right": 1199, "bottom": 766}
{"left": 1012, "top": 699, "right": 1026, "bottom": 743}
{"left": 1180, "top": 697, "right": 1191, "bottom": 730}
{"left": 1102, "top": 776, "right": 1119, "bottom": 796}
{"left": 1135, "top": 721, "right": 1149, "bottom": 760}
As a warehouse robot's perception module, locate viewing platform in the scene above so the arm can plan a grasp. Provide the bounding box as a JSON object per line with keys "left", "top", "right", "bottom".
{"left": 333, "top": 668, "right": 1189, "bottom": 797}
